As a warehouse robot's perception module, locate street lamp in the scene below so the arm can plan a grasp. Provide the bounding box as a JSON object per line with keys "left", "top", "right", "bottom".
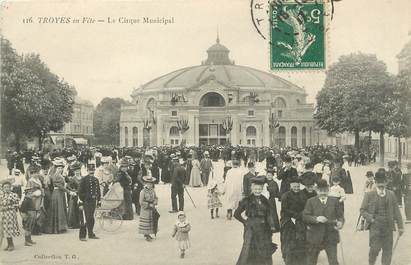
{"left": 143, "top": 118, "right": 152, "bottom": 147}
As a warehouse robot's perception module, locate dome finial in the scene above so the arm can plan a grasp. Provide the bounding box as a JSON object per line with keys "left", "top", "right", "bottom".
{"left": 216, "top": 27, "right": 220, "bottom": 44}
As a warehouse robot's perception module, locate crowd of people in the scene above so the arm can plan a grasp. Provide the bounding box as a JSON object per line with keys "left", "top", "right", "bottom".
{"left": 0, "top": 144, "right": 409, "bottom": 265}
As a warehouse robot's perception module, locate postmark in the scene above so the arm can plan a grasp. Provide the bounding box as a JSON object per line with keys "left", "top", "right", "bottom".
{"left": 270, "top": 0, "right": 326, "bottom": 70}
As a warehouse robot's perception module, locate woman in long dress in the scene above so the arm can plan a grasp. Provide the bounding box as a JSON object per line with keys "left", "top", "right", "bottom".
{"left": 234, "top": 176, "right": 277, "bottom": 265}
{"left": 45, "top": 159, "right": 72, "bottom": 234}
{"left": 138, "top": 175, "right": 159, "bottom": 241}
{"left": 189, "top": 153, "right": 202, "bottom": 187}
{"left": 67, "top": 163, "right": 82, "bottom": 229}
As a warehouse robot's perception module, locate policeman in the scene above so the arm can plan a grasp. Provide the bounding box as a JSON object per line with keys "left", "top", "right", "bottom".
{"left": 78, "top": 161, "right": 101, "bottom": 241}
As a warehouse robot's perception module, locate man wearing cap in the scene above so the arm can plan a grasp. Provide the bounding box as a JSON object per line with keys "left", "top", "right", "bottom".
{"left": 78, "top": 162, "right": 101, "bottom": 241}
{"left": 170, "top": 158, "right": 186, "bottom": 213}
{"left": 278, "top": 156, "right": 298, "bottom": 200}
{"left": 280, "top": 176, "right": 306, "bottom": 265}
{"left": 242, "top": 162, "right": 258, "bottom": 198}
{"left": 360, "top": 171, "right": 404, "bottom": 265}
{"left": 403, "top": 163, "right": 411, "bottom": 223}
{"left": 117, "top": 159, "right": 134, "bottom": 220}
{"left": 303, "top": 179, "right": 344, "bottom": 265}
{"left": 200, "top": 151, "right": 213, "bottom": 186}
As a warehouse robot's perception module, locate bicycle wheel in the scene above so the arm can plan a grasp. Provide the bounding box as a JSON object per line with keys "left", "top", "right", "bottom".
{"left": 100, "top": 210, "right": 123, "bottom": 232}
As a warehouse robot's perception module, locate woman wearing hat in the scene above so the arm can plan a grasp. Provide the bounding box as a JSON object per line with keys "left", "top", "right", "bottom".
{"left": 45, "top": 159, "right": 74, "bottom": 234}
{"left": 138, "top": 175, "right": 159, "bottom": 242}
{"left": 234, "top": 175, "right": 277, "bottom": 265}
{"left": 224, "top": 160, "right": 244, "bottom": 220}
{"left": 117, "top": 159, "right": 134, "bottom": 220}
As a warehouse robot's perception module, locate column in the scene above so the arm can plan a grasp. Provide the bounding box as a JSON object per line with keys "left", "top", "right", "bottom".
{"left": 156, "top": 116, "right": 162, "bottom": 146}
{"left": 128, "top": 123, "right": 133, "bottom": 147}
{"left": 138, "top": 124, "right": 144, "bottom": 147}
{"left": 263, "top": 114, "right": 270, "bottom": 147}
{"left": 286, "top": 125, "right": 292, "bottom": 147}
{"left": 231, "top": 115, "right": 239, "bottom": 145}
{"left": 119, "top": 125, "right": 123, "bottom": 147}
{"left": 187, "top": 114, "right": 195, "bottom": 145}
{"left": 297, "top": 125, "right": 302, "bottom": 148}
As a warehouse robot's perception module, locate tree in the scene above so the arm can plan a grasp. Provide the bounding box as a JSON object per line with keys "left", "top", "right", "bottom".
{"left": 1, "top": 38, "right": 75, "bottom": 150}
{"left": 94, "top": 97, "right": 126, "bottom": 145}
{"left": 385, "top": 64, "right": 411, "bottom": 166}
{"left": 314, "top": 53, "right": 392, "bottom": 165}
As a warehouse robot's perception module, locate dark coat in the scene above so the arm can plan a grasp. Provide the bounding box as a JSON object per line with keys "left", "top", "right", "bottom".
{"left": 78, "top": 175, "right": 101, "bottom": 203}
{"left": 266, "top": 180, "right": 280, "bottom": 232}
{"left": 303, "top": 196, "right": 344, "bottom": 246}
{"left": 234, "top": 195, "right": 277, "bottom": 265}
{"left": 171, "top": 165, "right": 186, "bottom": 187}
{"left": 360, "top": 189, "right": 404, "bottom": 231}
{"left": 280, "top": 191, "right": 307, "bottom": 256}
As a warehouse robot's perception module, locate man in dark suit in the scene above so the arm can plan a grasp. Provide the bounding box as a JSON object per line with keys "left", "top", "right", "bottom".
{"left": 78, "top": 162, "right": 101, "bottom": 241}
{"left": 242, "top": 162, "right": 258, "bottom": 197}
{"left": 278, "top": 156, "right": 298, "bottom": 199}
{"left": 169, "top": 158, "right": 186, "bottom": 213}
{"left": 303, "top": 179, "right": 344, "bottom": 265}
{"left": 360, "top": 171, "right": 404, "bottom": 265}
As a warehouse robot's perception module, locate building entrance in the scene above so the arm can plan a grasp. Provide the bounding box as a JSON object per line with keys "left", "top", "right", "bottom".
{"left": 199, "top": 124, "right": 227, "bottom": 146}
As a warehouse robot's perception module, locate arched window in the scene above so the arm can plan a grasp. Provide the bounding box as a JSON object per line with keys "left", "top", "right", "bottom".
{"left": 276, "top": 126, "right": 286, "bottom": 147}
{"left": 302, "top": 127, "right": 307, "bottom": 147}
{"left": 246, "top": 126, "right": 257, "bottom": 146}
{"left": 124, "top": 127, "right": 129, "bottom": 147}
{"left": 199, "top": 92, "right": 226, "bottom": 107}
{"left": 272, "top": 97, "right": 287, "bottom": 108}
{"left": 169, "top": 126, "right": 180, "bottom": 146}
{"left": 132, "top": 127, "right": 138, "bottom": 147}
{"left": 291, "top": 126, "right": 297, "bottom": 148}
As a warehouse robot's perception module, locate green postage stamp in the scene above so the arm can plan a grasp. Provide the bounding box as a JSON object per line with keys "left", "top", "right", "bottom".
{"left": 270, "top": 0, "right": 326, "bottom": 70}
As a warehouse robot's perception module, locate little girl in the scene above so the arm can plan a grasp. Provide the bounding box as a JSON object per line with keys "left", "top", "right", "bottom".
{"left": 329, "top": 176, "right": 346, "bottom": 211}
{"left": 171, "top": 211, "right": 191, "bottom": 258}
{"left": 207, "top": 176, "right": 223, "bottom": 219}
{"left": 364, "top": 171, "right": 375, "bottom": 193}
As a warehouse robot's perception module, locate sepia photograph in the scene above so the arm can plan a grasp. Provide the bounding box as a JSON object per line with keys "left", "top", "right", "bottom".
{"left": 0, "top": 0, "right": 410, "bottom": 264}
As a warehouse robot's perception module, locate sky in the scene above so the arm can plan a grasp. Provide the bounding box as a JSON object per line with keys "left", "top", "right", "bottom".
{"left": 1, "top": 0, "right": 411, "bottom": 106}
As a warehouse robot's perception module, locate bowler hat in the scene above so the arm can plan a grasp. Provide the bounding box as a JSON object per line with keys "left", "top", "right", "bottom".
{"left": 119, "top": 159, "right": 129, "bottom": 167}
{"left": 375, "top": 171, "right": 387, "bottom": 183}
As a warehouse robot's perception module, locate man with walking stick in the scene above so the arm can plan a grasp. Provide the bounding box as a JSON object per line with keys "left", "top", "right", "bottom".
{"left": 360, "top": 170, "right": 404, "bottom": 265}
{"left": 169, "top": 158, "right": 186, "bottom": 213}
{"left": 78, "top": 161, "right": 101, "bottom": 241}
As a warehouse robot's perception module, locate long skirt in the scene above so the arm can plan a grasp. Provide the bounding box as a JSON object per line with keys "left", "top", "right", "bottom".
{"left": 138, "top": 207, "right": 155, "bottom": 235}
{"left": 1, "top": 209, "right": 21, "bottom": 237}
{"left": 236, "top": 218, "right": 275, "bottom": 265}
{"left": 67, "top": 195, "right": 80, "bottom": 228}
{"left": 122, "top": 187, "right": 134, "bottom": 220}
{"left": 45, "top": 189, "right": 68, "bottom": 234}
{"left": 189, "top": 168, "right": 202, "bottom": 187}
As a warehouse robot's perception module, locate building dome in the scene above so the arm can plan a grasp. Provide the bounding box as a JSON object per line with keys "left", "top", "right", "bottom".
{"left": 134, "top": 37, "right": 305, "bottom": 94}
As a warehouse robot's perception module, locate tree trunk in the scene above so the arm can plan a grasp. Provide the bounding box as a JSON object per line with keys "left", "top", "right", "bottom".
{"left": 15, "top": 132, "right": 21, "bottom": 152}
{"left": 368, "top": 130, "right": 372, "bottom": 161}
{"left": 379, "top": 129, "right": 385, "bottom": 167}
{"left": 38, "top": 134, "right": 43, "bottom": 151}
{"left": 354, "top": 129, "right": 360, "bottom": 151}
{"left": 398, "top": 137, "right": 402, "bottom": 167}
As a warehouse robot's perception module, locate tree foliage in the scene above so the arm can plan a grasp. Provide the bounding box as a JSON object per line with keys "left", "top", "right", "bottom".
{"left": 93, "top": 97, "right": 126, "bottom": 145}
{"left": 314, "top": 53, "right": 393, "bottom": 146}
{"left": 1, "top": 37, "right": 75, "bottom": 150}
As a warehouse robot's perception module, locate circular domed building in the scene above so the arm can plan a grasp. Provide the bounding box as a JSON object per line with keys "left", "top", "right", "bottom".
{"left": 120, "top": 37, "right": 315, "bottom": 147}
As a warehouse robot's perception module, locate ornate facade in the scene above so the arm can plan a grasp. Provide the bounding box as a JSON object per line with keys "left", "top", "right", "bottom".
{"left": 120, "top": 37, "right": 315, "bottom": 147}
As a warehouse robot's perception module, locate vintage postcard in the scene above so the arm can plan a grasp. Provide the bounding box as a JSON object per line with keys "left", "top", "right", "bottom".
{"left": 0, "top": 1, "right": 411, "bottom": 265}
